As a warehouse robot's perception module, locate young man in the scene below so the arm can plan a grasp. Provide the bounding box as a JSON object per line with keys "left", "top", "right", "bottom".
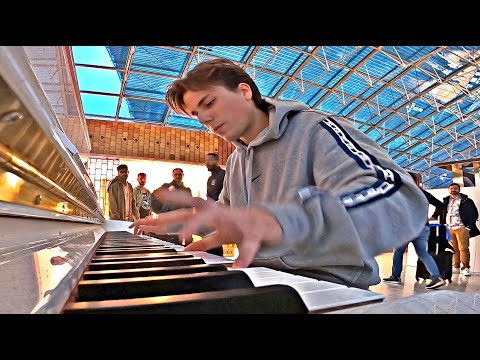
{"left": 133, "top": 172, "right": 152, "bottom": 219}
{"left": 205, "top": 152, "right": 226, "bottom": 201}
{"left": 107, "top": 164, "right": 139, "bottom": 221}
{"left": 130, "top": 58, "right": 428, "bottom": 290}
{"left": 431, "top": 183, "right": 479, "bottom": 276}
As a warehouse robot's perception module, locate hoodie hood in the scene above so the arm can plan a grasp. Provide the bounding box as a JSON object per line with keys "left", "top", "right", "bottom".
{"left": 228, "top": 98, "right": 310, "bottom": 205}
{"left": 231, "top": 98, "right": 310, "bottom": 150}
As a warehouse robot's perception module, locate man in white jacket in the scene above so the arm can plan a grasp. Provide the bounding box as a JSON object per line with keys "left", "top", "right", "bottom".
{"left": 130, "top": 58, "right": 428, "bottom": 289}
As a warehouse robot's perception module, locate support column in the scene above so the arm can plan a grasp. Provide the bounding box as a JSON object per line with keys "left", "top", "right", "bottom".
{"left": 473, "top": 162, "right": 480, "bottom": 187}
{"left": 451, "top": 163, "right": 464, "bottom": 186}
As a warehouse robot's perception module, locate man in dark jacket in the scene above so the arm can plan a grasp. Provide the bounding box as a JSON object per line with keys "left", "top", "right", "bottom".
{"left": 431, "top": 183, "right": 479, "bottom": 276}
{"left": 203, "top": 153, "right": 226, "bottom": 256}
{"left": 206, "top": 153, "right": 226, "bottom": 201}
{"left": 152, "top": 168, "right": 192, "bottom": 213}
{"left": 150, "top": 168, "right": 192, "bottom": 241}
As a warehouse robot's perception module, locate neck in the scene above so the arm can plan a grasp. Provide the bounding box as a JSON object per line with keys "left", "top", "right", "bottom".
{"left": 239, "top": 107, "right": 270, "bottom": 145}
{"left": 138, "top": 185, "right": 146, "bottom": 191}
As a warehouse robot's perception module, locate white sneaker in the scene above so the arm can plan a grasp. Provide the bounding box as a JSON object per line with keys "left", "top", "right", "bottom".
{"left": 452, "top": 267, "right": 460, "bottom": 274}
{"left": 462, "top": 268, "right": 472, "bottom": 276}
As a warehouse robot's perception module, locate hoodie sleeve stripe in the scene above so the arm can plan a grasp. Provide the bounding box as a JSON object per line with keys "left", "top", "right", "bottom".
{"left": 317, "top": 116, "right": 403, "bottom": 209}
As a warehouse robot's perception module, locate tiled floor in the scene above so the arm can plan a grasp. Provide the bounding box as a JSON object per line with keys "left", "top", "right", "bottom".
{"left": 327, "top": 251, "right": 480, "bottom": 314}
{"left": 371, "top": 251, "right": 480, "bottom": 302}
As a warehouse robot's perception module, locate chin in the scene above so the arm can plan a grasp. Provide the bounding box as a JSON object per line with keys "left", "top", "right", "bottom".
{"left": 217, "top": 133, "right": 231, "bottom": 142}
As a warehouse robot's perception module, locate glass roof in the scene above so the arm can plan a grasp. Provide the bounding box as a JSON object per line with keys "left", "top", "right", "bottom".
{"left": 71, "top": 46, "right": 480, "bottom": 189}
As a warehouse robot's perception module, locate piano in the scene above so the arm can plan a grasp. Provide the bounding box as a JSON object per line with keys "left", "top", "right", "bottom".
{"left": 0, "top": 46, "right": 385, "bottom": 314}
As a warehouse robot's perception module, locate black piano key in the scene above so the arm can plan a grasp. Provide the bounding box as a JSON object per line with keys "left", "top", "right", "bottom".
{"left": 90, "top": 253, "right": 193, "bottom": 262}
{"left": 88, "top": 257, "right": 205, "bottom": 271}
{"left": 82, "top": 263, "right": 228, "bottom": 280}
{"left": 97, "top": 245, "right": 170, "bottom": 249}
{"left": 101, "top": 237, "right": 144, "bottom": 241}
{"left": 148, "top": 233, "right": 182, "bottom": 244}
{"left": 95, "top": 248, "right": 175, "bottom": 254}
{"left": 76, "top": 271, "right": 254, "bottom": 301}
{"left": 100, "top": 230, "right": 138, "bottom": 237}
{"left": 95, "top": 248, "right": 177, "bottom": 255}
{"left": 100, "top": 240, "right": 147, "bottom": 244}
{"left": 96, "top": 245, "right": 174, "bottom": 249}
{"left": 64, "top": 285, "right": 308, "bottom": 314}
{"left": 98, "top": 243, "right": 169, "bottom": 248}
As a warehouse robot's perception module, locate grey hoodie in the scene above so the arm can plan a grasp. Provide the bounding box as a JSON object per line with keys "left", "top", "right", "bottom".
{"left": 219, "top": 98, "right": 428, "bottom": 289}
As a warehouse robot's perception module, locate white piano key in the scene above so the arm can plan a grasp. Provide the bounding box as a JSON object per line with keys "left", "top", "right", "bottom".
{"left": 185, "top": 251, "right": 234, "bottom": 265}
{"left": 249, "top": 275, "right": 316, "bottom": 287}
{"left": 237, "top": 270, "right": 294, "bottom": 279}
{"left": 287, "top": 280, "right": 346, "bottom": 293}
{"left": 300, "top": 287, "right": 385, "bottom": 312}
{"left": 227, "top": 266, "right": 384, "bottom": 312}
{"left": 142, "top": 236, "right": 185, "bottom": 251}
{"left": 140, "top": 236, "right": 234, "bottom": 265}
{"left": 228, "top": 266, "right": 277, "bottom": 274}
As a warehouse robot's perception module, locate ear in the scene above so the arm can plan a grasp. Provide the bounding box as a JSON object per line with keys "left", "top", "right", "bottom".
{"left": 238, "top": 83, "right": 252, "bottom": 100}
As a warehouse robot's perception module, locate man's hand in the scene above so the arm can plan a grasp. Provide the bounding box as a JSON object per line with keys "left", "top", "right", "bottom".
{"left": 128, "top": 189, "right": 283, "bottom": 268}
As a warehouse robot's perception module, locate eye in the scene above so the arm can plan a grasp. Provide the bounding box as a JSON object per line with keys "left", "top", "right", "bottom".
{"left": 205, "top": 99, "right": 215, "bottom": 107}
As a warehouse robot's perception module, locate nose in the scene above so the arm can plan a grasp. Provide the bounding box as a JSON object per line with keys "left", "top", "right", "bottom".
{"left": 197, "top": 112, "right": 212, "bottom": 125}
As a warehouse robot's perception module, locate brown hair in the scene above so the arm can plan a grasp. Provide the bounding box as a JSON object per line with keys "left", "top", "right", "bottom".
{"left": 207, "top": 152, "right": 219, "bottom": 159}
{"left": 448, "top": 182, "right": 461, "bottom": 190}
{"left": 165, "top": 58, "right": 269, "bottom": 116}
{"left": 408, "top": 171, "right": 421, "bottom": 186}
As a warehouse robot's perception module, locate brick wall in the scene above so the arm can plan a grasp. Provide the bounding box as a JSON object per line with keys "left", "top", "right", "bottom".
{"left": 60, "top": 117, "right": 235, "bottom": 166}
{"left": 60, "top": 117, "right": 90, "bottom": 154}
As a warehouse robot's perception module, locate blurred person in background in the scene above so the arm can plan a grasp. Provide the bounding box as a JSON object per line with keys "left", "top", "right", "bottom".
{"left": 133, "top": 172, "right": 153, "bottom": 219}
{"left": 205, "top": 153, "right": 226, "bottom": 201}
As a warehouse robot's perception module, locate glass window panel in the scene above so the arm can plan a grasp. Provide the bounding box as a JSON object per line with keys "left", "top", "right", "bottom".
{"left": 73, "top": 46, "right": 118, "bottom": 67}
{"left": 81, "top": 93, "right": 119, "bottom": 119}
{"left": 76, "top": 67, "right": 122, "bottom": 94}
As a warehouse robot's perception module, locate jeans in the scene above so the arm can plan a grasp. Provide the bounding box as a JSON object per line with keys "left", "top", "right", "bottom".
{"left": 392, "top": 225, "right": 441, "bottom": 280}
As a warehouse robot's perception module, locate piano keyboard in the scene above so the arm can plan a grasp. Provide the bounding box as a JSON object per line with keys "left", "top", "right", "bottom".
{"left": 61, "top": 231, "right": 384, "bottom": 314}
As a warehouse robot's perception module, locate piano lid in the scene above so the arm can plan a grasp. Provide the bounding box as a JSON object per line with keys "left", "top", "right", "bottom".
{"left": 0, "top": 46, "right": 104, "bottom": 224}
